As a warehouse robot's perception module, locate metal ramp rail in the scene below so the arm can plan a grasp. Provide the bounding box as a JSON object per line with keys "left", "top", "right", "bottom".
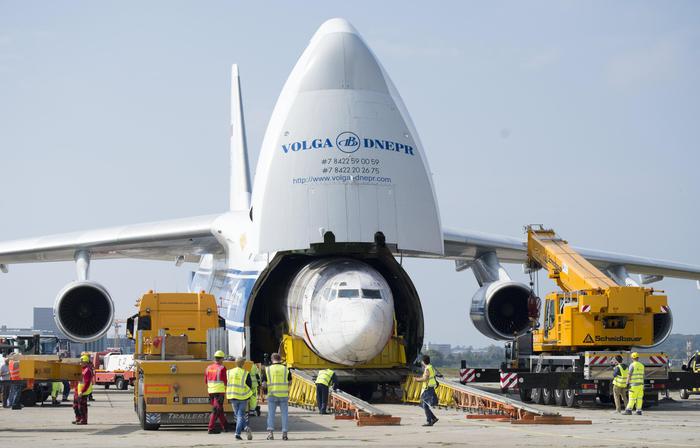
{"left": 288, "top": 370, "right": 401, "bottom": 426}
{"left": 402, "top": 376, "right": 591, "bottom": 425}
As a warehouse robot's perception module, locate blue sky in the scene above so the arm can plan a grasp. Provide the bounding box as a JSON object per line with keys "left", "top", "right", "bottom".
{"left": 1, "top": 1, "right": 698, "bottom": 346}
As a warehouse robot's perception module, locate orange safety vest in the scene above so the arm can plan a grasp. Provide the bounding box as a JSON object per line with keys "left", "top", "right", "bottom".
{"left": 9, "top": 360, "right": 20, "bottom": 380}
{"left": 206, "top": 363, "right": 226, "bottom": 393}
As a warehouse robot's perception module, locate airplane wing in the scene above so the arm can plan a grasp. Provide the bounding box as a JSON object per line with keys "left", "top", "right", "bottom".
{"left": 0, "top": 214, "right": 224, "bottom": 267}
{"left": 436, "top": 228, "right": 700, "bottom": 282}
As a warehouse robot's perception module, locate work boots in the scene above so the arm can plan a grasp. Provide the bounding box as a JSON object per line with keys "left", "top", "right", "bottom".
{"left": 266, "top": 431, "right": 274, "bottom": 440}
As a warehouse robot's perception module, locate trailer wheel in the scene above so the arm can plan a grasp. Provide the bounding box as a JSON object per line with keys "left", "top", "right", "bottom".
{"left": 553, "top": 368, "right": 565, "bottom": 406}
{"left": 564, "top": 389, "right": 576, "bottom": 407}
{"left": 116, "top": 377, "right": 126, "bottom": 391}
{"left": 530, "top": 388, "right": 543, "bottom": 404}
{"left": 680, "top": 389, "right": 690, "bottom": 400}
{"left": 20, "top": 389, "right": 37, "bottom": 407}
{"left": 519, "top": 388, "right": 533, "bottom": 403}
{"left": 541, "top": 368, "right": 555, "bottom": 405}
{"left": 138, "top": 397, "right": 160, "bottom": 431}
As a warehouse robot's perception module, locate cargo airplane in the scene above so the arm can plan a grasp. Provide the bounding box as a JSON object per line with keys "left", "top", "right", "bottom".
{"left": 1, "top": 19, "right": 699, "bottom": 369}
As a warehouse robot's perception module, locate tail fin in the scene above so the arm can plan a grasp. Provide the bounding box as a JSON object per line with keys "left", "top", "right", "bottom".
{"left": 230, "top": 64, "right": 252, "bottom": 211}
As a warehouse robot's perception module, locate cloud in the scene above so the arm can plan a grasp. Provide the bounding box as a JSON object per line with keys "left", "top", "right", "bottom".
{"left": 607, "top": 37, "right": 685, "bottom": 90}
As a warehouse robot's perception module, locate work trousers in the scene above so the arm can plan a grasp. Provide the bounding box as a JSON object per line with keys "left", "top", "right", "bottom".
{"left": 73, "top": 394, "right": 88, "bottom": 423}
{"left": 62, "top": 381, "right": 70, "bottom": 400}
{"left": 248, "top": 385, "right": 258, "bottom": 412}
{"left": 208, "top": 393, "right": 227, "bottom": 431}
{"left": 420, "top": 387, "right": 437, "bottom": 423}
{"left": 8, "top": 383, "right": 22, "bottom": 409}
{"left": 626, "top": 385, "right": 643, "bottom": 411}
{"left": 231, "top": 399, "right": 249, "bottom": 435}
{"left": 266, "top": 396, "right": 289, "bottom": 433}
{"left": 1, "top": 383, "right": 9, "bottom": 407}
{"left": 316, "top": 384, "right": 329, "bottom": 413}
{"left": 613, "top": 385, "right": 628, "bottom": 411}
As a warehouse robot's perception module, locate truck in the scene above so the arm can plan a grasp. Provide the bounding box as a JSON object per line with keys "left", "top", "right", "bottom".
{"left": 0, "top": 330, "right": 79, "bottom": 406}
{"left": 126, "top": 290, "right": 248, "bottom": 430}
{"left": 680, "top": 351, "right": 700, "bottom": 400}
{"left": 461, "top": 225, "right": 700, "bottom": 407}
{"left": 94, "top": 353, "right": 135, "bottom": 390}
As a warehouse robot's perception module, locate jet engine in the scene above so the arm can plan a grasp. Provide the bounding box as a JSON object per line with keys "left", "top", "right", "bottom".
{"left": 54, "top": 281, "right": 114, "bottom": 342}
{"left": 470, "top": 280, "right": 532, "bottom": 341}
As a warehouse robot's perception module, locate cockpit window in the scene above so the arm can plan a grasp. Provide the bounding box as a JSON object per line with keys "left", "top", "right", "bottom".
{"left": 362, "top": 289, "right": 382, "bottom": 299}
{"left": 337, "top": 289, "right": 359, "bottom": 298}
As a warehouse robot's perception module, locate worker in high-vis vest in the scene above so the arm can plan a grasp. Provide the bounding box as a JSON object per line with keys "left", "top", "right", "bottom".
{"left": 226, "top": 357, "right": 253, "bottom": 440}
{"left": 624, "top": 352, "right": 645, "bottom": 415}
{"left": 248, "top": 362, "right": 261, "bottom": 417}
{"left": 415, "top": 354, "right": 439, "bottom": 427}
{"left": 8, "top": 356, "right": 23, "bottom": 410}
{"left": 611, "top": 355, "right": 629, "bottom": 412}
{"left": 205, "top": 350, "right": 229, "bottom": 434}
{"left": 262, "top": 352, "right": 291, "bottom": 440}
{"left": 315, "top": 368, "right": 337, "bottom": 414}
{"left": 72, "top": 355, "right": 93, "bottom": 424}
{"left": 80, "top": 351, "right": 95, "bottom": 402}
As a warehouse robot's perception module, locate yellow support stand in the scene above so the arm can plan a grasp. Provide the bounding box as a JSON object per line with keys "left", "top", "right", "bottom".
{"left": 281, "top": 334, "right": 407, "bottom": 370}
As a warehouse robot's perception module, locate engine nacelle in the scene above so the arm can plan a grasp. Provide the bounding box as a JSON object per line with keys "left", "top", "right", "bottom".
{"left": 470, "top": 280, "right": 532, "bottom": 341}
{"left": 639, "top": 310, "right": 673, "bottom": 348}
{"left": 54, "top": 281, "right": 114, "bottom": 343}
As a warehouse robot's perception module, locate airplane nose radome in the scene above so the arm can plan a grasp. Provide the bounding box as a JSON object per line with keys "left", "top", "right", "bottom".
{"left": 314, "top": 18, "right": 359, "bottom": 37}
{"left": 300, "top": 19, "right": 388, "bottom": 94}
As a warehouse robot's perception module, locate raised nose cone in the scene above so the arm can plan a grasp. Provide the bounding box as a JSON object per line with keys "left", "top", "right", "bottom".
{"left": 299, "top": 19, "right": 388, "bottom": 94}
{"left": 314, "top": 18, "right": 359, "bottom": 37}
{"left": 252, "top": 17, "right": 444, "bottom": 255}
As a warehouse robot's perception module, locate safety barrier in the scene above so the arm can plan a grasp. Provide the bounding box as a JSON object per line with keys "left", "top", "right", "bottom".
{"left": 402, "top": 376, "right": 590, "bottom": 425}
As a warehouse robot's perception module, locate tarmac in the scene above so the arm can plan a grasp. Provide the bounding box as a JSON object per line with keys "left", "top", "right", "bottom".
{"left": 1, "top": 388, "right": 700, "bottom": 447}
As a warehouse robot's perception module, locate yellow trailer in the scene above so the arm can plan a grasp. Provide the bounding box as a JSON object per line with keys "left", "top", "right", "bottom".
{"left": 127, "top": 290, "right": 255, "bottom": 430}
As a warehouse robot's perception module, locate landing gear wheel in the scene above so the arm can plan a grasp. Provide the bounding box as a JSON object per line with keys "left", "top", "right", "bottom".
{"left": 104, "top": 384, "right": 110, "bottom": 390}
{"left": 116, "top": 377, "right": 126, "bottom": 391}
{"left": 680, "top": 389, "right": 690, "bottom": 400}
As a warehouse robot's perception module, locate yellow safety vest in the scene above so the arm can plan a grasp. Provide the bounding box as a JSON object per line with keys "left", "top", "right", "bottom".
{"left": 422, "top": 364, "right": 437, "bottom": 392}
{"left": 612, "top": 364, "right": 628, "bottom": 388}
{"left": 315, "top": 369, "right": 334, "bottom": 387}
{"left": 77, "top": 381, "right": 93, "bottom": 396}
{"left": 629, "top": 361, "right": 645, "bottom": 386}
{"left": 226, "top": 367, "right": 253, "bottom": 401}
{"left": 266, "top": 364, "right": 289, "bottom": 398}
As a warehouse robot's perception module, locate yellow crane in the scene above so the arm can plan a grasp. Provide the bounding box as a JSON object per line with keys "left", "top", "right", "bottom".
{"left": 526, "top": 225, "right": 669, "bottom": 352}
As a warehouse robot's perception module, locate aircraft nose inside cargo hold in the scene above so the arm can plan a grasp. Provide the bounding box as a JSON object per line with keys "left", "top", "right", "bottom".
{"left": 286, "top": 258, "right": 395, "bottom": 365}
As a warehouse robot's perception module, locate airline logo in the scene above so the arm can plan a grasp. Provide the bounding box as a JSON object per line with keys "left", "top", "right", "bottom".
{"left": 281, "top": 132, "right": 415, "bottom": 156}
